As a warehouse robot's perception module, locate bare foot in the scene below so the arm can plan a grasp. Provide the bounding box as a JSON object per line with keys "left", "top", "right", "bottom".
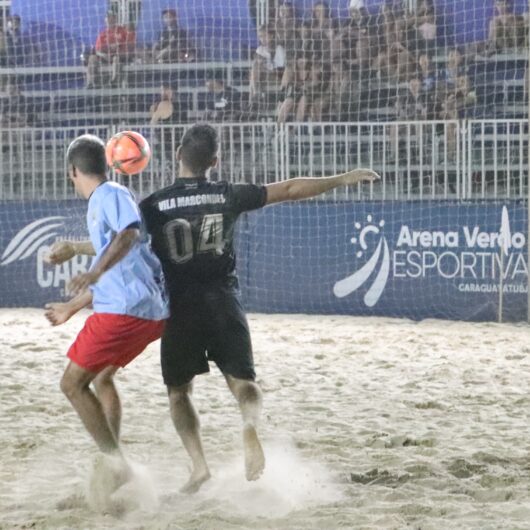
{"left": 244, "top": 426, "right": 265, "bottom": 481}
{"left": 180, "top": 467, "right": 211, "bottom": 495}
{"left": 87, "top": 454, "right": 132, "bottom": 510}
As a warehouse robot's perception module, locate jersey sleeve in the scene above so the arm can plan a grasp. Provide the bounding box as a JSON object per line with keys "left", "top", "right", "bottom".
{"left": 231, "top": 184, "right": 267, "bottom": 214}
{"left": 103, "top": 189, "right": 142, "bottom": 233}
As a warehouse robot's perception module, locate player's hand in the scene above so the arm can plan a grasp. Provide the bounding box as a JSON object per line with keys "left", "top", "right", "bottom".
{"left": 44, "top": 302, "right": 74, "bottom": 326}
{"left": 45, "top": 241, "right": 76, "bottom": 265}
{"left": 68, "top": 271, "right": 100, "bottom": 295}
{"left": 341, "top": 168, "right": 381, "bottom": 185}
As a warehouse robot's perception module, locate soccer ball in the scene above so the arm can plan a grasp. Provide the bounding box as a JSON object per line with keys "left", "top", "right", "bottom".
{"left": 105, "top": 131, "right": 151, "bottom": 175}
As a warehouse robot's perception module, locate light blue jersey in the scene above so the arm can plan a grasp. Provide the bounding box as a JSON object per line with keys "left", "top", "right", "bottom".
{"left": 87, "top": 181, "right": 169, "bottom": 320}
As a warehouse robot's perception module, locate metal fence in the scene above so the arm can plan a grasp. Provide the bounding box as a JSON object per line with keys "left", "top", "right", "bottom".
{"left": 0, "top": 120, "right": 527, "bottom": 201}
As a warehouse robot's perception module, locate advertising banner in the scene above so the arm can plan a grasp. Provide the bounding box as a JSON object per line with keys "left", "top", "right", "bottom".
{"left": 1, "top": 200, "right": 527, "bottom": 322}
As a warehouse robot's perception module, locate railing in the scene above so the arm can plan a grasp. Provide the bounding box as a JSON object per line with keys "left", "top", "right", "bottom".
{"left": 0, "top": 120, "right": 527, "bottom": 201}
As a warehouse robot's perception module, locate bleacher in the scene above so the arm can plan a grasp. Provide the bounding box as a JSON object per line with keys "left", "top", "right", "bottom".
{"left": 1, "top": 51, "right": 527, "bottom": 126}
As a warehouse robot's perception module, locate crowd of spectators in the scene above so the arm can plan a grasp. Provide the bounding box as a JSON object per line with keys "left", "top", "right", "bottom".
{"left": 0, "top": 1, "right": 528, "bottom": 127}
{"left": 248, "top": 0, "right": 528, "bottom": 124}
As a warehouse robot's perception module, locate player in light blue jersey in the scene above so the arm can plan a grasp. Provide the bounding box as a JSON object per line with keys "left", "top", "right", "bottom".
{"left": 45, "top": 135, "right": 168, "bottom": 491}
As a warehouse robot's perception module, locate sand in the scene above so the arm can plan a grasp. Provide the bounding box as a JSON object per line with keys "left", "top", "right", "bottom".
{"left": 1, "top": 309, "right": 530, "bottom": 530}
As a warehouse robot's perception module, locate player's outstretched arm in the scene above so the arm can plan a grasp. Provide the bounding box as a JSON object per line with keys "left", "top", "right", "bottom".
{"left": 68, "top": 228, "right": 140, "bottom": 295}
{"left": 265, "top": 168, "right": 380, "bottom": 205}
{"left": 45, "top": 289, "right": 93, "bottom": 326}
{"left": 45, "top": 240, "right": 96, "bottom": 264}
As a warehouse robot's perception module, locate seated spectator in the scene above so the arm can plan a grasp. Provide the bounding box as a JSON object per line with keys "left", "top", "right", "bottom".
{"left": 373, "top": 42, "right": 416, "bottom": 83}
{"left": 439, "top": 75, "right": 476, "bottom": 160}
{"left": 309, "top": 1, "right": 336, "bottom": 66}
{"left": 396, "top": 75, "right": 435, "bottom": 121}
{"left": 153, "top": 8, "right": 196, "bottom": 63}
{"left": 150, "top": 84, "right": 179, "bottom": 125}
{"left": 438, "top": 47, "right": 466, "bottom": 89}
{"left": 149, "top": 84, "right": 182, "bottom": 160}
{"left": 0, "top": 82, "right": 32, "bottom": 127}
{"left": 277, "top": 57, "right": 310, "bottom": 122}
{"left": 418, "top": 53, "right": 437, "bottom": 93}
{"left": 489, "top": 0, "right": 525, "bottom": 52}
{"left": 249, "top": 24, "right": 285, "bottom": 114}
{"left": 311, "top": 1, "right": 337, "bottom": 33}
{"left": 331, "top": 59, "right": 363, "bottom": 121}
{"left": 86, "top": 12, "right": 135, "bottom": 88}
{"left": 336, "top": 2, "right": 368, "bottom": 65}
{"left": 205, "top": 71, "right": 240, "bottom": 121}
{"left": 5, "top": 15, "right": 37, "bottom": 66}
{"left": 275, "top": 2, "right": 299, "bottom": 67}
{"left": 439, "top": 75, "right": 476, "bottom": 120}
{"left": 296, "top": 62, "right": 332, "bottom": 121}
{"left": 413, "top": 0, "right": 437, "bottom": 55}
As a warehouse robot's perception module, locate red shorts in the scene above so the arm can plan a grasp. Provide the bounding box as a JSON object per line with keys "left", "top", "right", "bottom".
{"left": 67, "top": 313, "right": 165, "bottom": 373}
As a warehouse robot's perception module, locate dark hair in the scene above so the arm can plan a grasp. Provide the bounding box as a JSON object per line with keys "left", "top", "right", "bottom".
{"left": 180, "top": 124, "right": 218, "bottom": 176}
{"left": 312, "top": 1, "right": 331, "bottom": 18}
{"left": 67, "top": 134, "right": 107, "bottom": 176}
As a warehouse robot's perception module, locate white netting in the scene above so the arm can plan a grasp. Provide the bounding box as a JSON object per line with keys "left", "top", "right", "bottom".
{"left": 0, "top": 0, "right": 528, "bottom": 320}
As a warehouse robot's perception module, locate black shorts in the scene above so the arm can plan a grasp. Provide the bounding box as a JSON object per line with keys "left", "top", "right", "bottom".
{"left": 161, "top": 283, "right": 255, "bottom": 387}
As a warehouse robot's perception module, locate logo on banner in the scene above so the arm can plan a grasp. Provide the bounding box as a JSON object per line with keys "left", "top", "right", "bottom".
{"left": 333, "top": 215, "right": 390, "bottom": 307}
{"left": 335, "top": 206, "right": 527, "bottom": 307}
{"left": 1, "top": 216, "right": 93, "bottom": 292}
{"left": 1, "top": 217, "right": 65, "bottom": 266}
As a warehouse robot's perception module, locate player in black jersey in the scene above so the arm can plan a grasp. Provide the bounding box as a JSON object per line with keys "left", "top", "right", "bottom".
{"left": 139, "top": 124, "right": 379, "bottom": 493}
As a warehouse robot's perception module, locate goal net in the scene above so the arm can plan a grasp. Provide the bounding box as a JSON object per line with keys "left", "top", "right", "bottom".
{"left": 0, "top": 0, "right": 528, "bottom": 321}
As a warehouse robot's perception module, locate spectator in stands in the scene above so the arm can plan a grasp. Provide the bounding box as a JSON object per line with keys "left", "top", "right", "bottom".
{"left": 396, "top": 75, "right": 435, "bottom": 121}
{"left": 153, "top": 8, "right": 195, "bottom": 63}
{"left": 439, "top": 75, "right": 476, "bottom": 160}
{"left": 418, "top": 53, "right": 436, "bottom": 93}
{"left": 309, "top": 1, "right": 336, "bottom": 68}
{"left": 373, "top": 42, "right": 416, "bottom": 83}
{"left": 489, "top": 0, "right": 525, "bottom": 52}
{"left": 296, "top": 61, "right": 332, "bottom": 121}
{"left": 149, "top": 84, "right": 181, "bottom": 162}
{"left": 86, "top": 12, "right": 135, "bottom": 88}
{"left": 337, "top": 2, "right": 372, "bottom": 70}
{"left": 5, "top": 15, "right": 37, "bottom": 66}
{"left": 438, "top": 47, "right": 466, "bottom": 88}
{"left": 249, "top": 24, "right": 285, "bottom": 114}
{"left": 0, "top": 82, "right": 31, "bottom": 127}
{"left": 205, "top": 70, "right": 240, "bottom": 121}
{"left": 150, "top": 83, "right": 179, "bottom": 125}
{"left": 310, "top": 1, "right": 336, "bottom": 32}
{"left": 413, "top": 0, "right": 437, "bottom": 55}
{"left": 277, "top": 57, "right": 310, "bottom": 122}
{"left": 389, "top": 74, "right": 435, "bottom": 163}
{"left": 331, "top": 59, "right": 363, "bottom": 121}
{"left": 275, "top": 2, "right": 299, "bottom": 67}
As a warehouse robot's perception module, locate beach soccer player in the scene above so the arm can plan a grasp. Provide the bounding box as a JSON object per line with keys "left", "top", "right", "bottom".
{"left": 138, "top": 124, "right": 379, "bottom": 493}
{"left": 44, "top": 134, "right": 168, "bottom": 486}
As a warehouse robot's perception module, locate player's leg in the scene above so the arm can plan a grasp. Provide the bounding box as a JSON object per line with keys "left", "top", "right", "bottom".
{"left": 161, "top": 293, "right": 212, "bottom": 494}
{"left": 167, "top": 382, "right": 211, "bottom": 494}
{"left": 223, "top": 373, "right": 265, "bottom": 481}
{"left": 61, "top": 361, "right": 122, "bottom": 455}
{"left": 93, "top": 366, "right": 121, "bottom": 440}
{"left": 206, "top": 285, "right": 266, "bottom": 481}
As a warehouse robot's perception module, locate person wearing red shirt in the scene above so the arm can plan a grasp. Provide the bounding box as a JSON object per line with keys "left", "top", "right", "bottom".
{"left": 87, "top": 12, "right": 135, "bottom": 88}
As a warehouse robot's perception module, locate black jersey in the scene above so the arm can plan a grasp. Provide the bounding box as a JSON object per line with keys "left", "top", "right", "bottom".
{"left": 140, "top": 178, "right": 267, "bottom": 292}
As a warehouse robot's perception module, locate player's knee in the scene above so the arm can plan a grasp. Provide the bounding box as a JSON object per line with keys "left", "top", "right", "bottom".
{"left": 60, "top": 373, "right": 80, "bottom": 399}
{"left": 232, "top": 378, "right": 261, "bottom": 404}
{"left": 167, "top": 383, "right": 193, "bottom": 404}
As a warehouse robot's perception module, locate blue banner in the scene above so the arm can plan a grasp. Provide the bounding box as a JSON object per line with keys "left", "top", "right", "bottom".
{"left": 0, "top": 200, "right": 528, "bottom": 321}
{"left": 236, "top": 200, "right": 528, "bottom": 322}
